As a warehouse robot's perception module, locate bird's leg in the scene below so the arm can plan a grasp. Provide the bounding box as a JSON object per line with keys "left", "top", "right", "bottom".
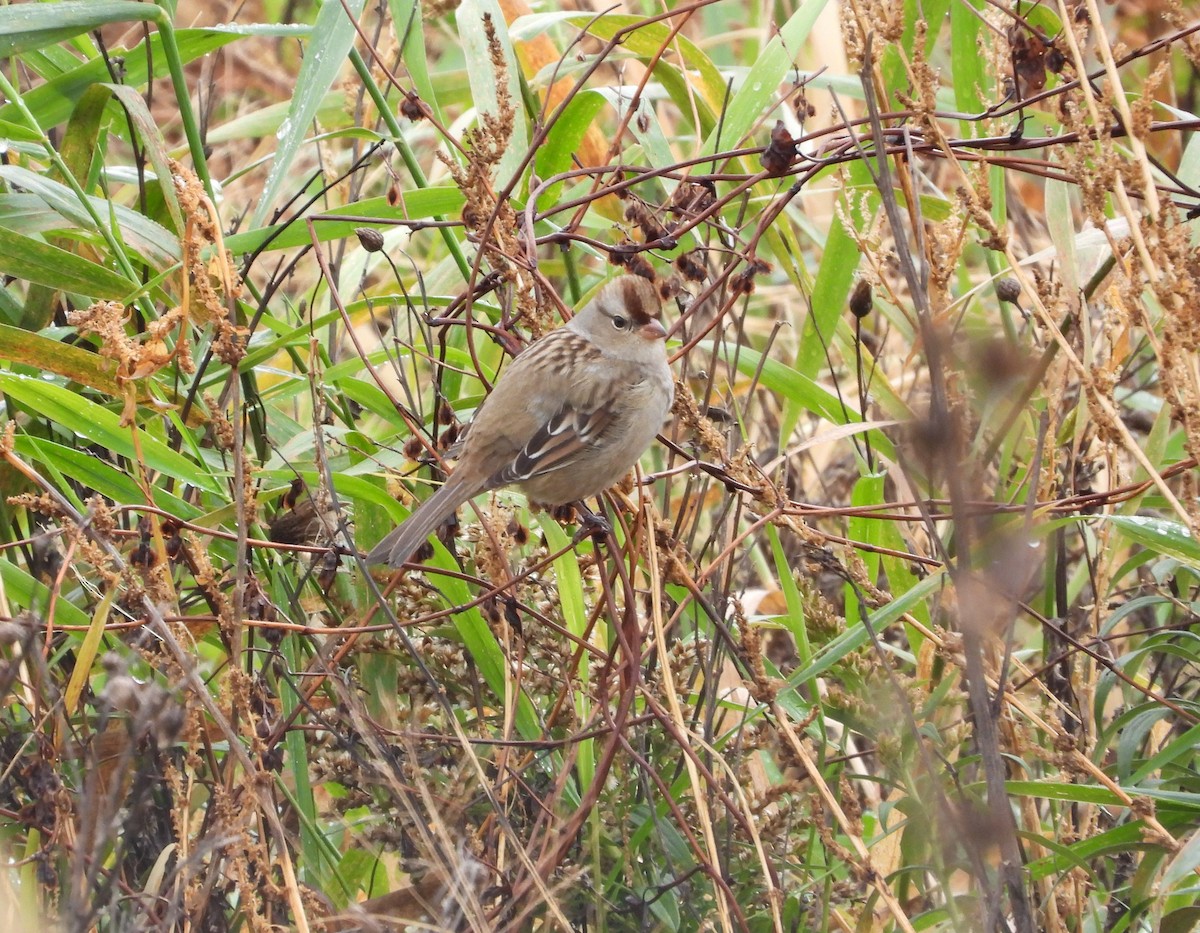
{"left": 548, "top": 501, "right": 611, "bottom": 546}
{"left": 572, "top": 499, "right": 611, "bottom": 544}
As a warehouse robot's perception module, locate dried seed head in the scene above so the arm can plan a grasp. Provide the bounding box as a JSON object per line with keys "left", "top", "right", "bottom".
{"left": 667, "top": 181, "right": 716, "bottom": 218}
{"left": 608, "top": 242, "right": 634, "bottom": 268}
{"left": 506, "top": 517, "right": 529, "bottom": 546}
{"left": 403, "top": 436, "right": 425, "bottom": 461}
{"left": 355, "top": 227, "right": 385, "bottom": 252}
{"left": 730, "top": 259, "right": 772, "bottom": 296}
{"left": 625, "top": 200, "right": 669, "bottom": 243}
{"left": 996, "top": 278, "right": 1022, "bottom": 304}
{"left": 849, "top": 279, "right": 873, "bottom": 319}
{"left": 400, "top": 90, "right": 426, "bottom": 121}
{"left": 675, "top": 248, "right": 708, "bottom": 282}
{"left": 760, "top": 121, "right": 797, "bottom": 176}
{"left": 795, "top": 91, "right": 816, "bottom": 121}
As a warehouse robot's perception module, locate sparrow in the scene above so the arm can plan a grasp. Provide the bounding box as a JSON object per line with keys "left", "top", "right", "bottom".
{"left": 366, "top": 275, "right": 674, "bottom": 568}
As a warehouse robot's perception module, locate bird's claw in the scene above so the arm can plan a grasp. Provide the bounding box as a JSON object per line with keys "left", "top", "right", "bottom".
{"left": 562, "top": 503, "right": 610, "bottom": 545}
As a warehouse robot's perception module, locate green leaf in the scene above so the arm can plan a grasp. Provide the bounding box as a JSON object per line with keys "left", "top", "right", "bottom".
{"left": 0, "top": 181, "right": 179, "bottom": 271}
{"left": 712, "top": 340, "right": 898, "bottom": 462}
{"left": 1164, "top": 908, "right": 1200, "bottom": 933}
{"left": 0, "top": 224, "right": 135, "bottom": 300}
{"left": 1023, "top": 821, "right": 1147, "bottom": 880}
{"left": 542, "top": 518, "right": 596, "bottom": 793}
{"left": 457, "top": 0, "right": 528, "bottom": 189}
{"left": 0, "top": 374, "right": 222, "bottom": 495}
{"left": 103, "top": 83, "right": 185, "bottom": 232}
{"left": 0, "top": 166, "right": 101, "bottom": 233}
{"left": 389, "top": 0, "right": 445, "bottom": 124}
{"left": 16, "top": 435, "right": 199, "bottom": 519}
{"left": 1007, "top": 779, "right": 1200, "bottom": 812}
{"left": 250, "top": 0, "right": 368, "bottom": 228}
{"left": 515, "top": 12, "right": 726, "bottom": 133}
{"left": 0, "top": 0, "right": 159, "bottom": 57}
{"left": 0, "top": 322, "right": 122, "bottom": 395}
{"left": 0, "top": 556, "right": 90, "bottom": 628}
{"left": 336, "top": 849, "right": 387, "bottom": 902}
{"left": 1129, "top": 720, "right": 1200, "bottom": 785}
{"left": 424, "top": 549, "right": 544, "bottom": 740}
{"left": 0, "top": 29, "right": 241, "bottom": 132}
{"left": 279, "top": 634, "right": 335, "bottom": 890}
{"left": 700, "top": 0, "right": 831, "bottom": 155}
{"left": 1045, "top": 176, "right": 1078, "bottom": 298}
{"left": 64, "top": 588, "right": 115, "bottom": 714}
{"left": 950, "top": 0, "right": 987, "bottom": 128}
{"left": 332, "top": 376, "right": 414, "bottom": 434}
{"left": 535, "top": 89, "right": 606, "bottom": 211}
{"left": 223, "top": 190, "right": 466, "bottom": 255}
{"left": 1115, "top": 706, "right": 1171, "bottom": 779}
{"left": 879, "top": 0, "right": 951, "bottom": 110}
{"left": 766, "top": 524, "right": 813, "bottom": 679}
{"left": 1102, "top": 515, "right": 1200, "bottom": 571}
{"left": 204, "top": 91, "right": 351, "bottom": 145}
{"left": 1161, "top": 831, "right": 1200, "bottom": 890}
{"left": 798, "top": 160, "right": 871, "bottom": 381}
{"left": 59, "top": 84, "right": 109, "bottom": 190}
{"left": 788, "top": 569, "right": 946, "bottom": 688}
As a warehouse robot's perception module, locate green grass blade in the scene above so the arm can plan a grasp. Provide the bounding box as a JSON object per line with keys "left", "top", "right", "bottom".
{"left": 250, "top": 0, "right": 369, "bottom": 228}
{"left": 0, "top": 374, "right": 223, "bottom": 495}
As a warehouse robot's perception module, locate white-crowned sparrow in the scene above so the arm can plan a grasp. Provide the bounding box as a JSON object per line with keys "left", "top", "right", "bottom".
{"left": 366, "top": 275, "right": 674, "bottom": 567}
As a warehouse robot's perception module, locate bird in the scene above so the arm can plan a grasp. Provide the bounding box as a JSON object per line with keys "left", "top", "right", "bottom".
{"left": 366, "top": 275, "right": 675, "bottom": 568}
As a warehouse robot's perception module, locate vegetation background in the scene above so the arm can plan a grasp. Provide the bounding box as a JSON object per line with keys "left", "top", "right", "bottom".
{"left": 1, "top": 0, "right": 1199, "bottom": 930}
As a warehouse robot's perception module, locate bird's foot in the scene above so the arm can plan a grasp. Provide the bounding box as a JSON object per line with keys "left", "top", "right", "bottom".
{"left": 572, "top": 502, "right": 611, "bottom": 544}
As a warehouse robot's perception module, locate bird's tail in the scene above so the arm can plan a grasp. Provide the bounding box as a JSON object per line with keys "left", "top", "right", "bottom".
{"left": 365, "top": 474, "right": 477, "bottom": 568}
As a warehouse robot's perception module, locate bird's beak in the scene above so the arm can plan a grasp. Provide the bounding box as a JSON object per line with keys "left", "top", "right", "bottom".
{"left": 637, "top": 319, "right": 667, "bottom": 341}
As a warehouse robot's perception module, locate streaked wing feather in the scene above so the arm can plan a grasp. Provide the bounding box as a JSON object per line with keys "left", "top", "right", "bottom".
{"left": 492, "top": 405, "right": 614, "bottom": 486}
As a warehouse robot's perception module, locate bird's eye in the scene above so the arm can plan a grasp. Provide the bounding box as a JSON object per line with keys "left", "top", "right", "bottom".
{"left": 612, "top": 315, "right": 629, "bottom": 330}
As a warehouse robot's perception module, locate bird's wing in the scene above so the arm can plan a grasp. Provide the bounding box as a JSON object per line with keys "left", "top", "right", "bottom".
{"left": 489, "top": 402, "right": 615, "bottom": 486}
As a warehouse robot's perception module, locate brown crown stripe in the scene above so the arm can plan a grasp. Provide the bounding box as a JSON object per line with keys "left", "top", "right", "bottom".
{"left": 618, "top": 277, "right": 662, "bottom": 327}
